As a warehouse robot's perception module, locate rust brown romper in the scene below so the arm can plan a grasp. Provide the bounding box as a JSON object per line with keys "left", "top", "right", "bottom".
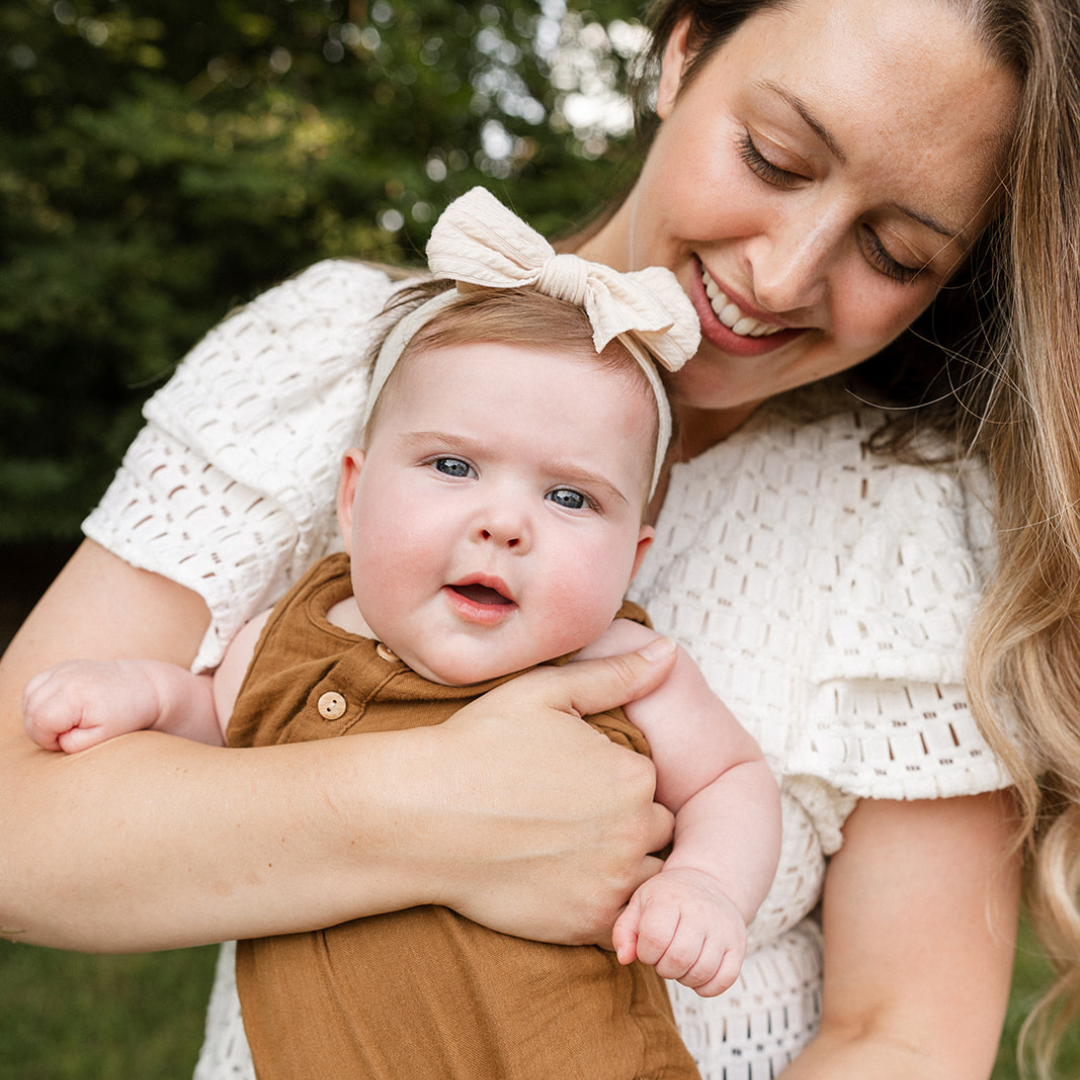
{"left": 227, "top": 553, "right": 699, "bottom": 1080}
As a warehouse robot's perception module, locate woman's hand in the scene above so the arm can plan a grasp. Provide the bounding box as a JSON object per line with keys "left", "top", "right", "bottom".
{"left": 1, "top": 541, "right": 674, "bottom": 951}
{"left": 416, "top": 642, "right": 678, "bottom": 946}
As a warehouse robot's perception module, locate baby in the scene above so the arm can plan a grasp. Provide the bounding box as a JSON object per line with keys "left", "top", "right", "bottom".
{"left": 24, "top": 188, "right": 781, "bottom": 1080}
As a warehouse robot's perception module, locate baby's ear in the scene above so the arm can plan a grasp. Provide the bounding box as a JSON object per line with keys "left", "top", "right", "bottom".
{"left": 336, "top": 448, "right": 366, "bottom": 546}
{"left": 629, "top": 524, "right": 655, "bottom": 583}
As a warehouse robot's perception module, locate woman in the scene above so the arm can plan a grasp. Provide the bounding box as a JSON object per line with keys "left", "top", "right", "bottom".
{"left": 2, "top": 0, "right": 1077, "bottom": 1077}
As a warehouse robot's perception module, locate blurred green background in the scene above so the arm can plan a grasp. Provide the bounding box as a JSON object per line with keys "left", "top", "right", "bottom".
{"left": 1, "top": 1, "right": 1078, "bottom": 1077}
{"left": 1, "top": 0, "right": 647, "bottom": 542}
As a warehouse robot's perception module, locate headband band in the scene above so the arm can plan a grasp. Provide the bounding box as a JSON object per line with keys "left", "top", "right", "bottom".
{"left": 363, "top": 187, "right": 701, "bottom": 495}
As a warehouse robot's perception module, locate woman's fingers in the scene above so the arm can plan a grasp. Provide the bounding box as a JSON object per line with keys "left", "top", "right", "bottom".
{"left": 555, "top": 636, "right": 678, "bottom": 719}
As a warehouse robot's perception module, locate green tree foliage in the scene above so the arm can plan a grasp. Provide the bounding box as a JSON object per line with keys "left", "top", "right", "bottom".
{"left": 0, "top": 0, "right": 645, "bottom": 540}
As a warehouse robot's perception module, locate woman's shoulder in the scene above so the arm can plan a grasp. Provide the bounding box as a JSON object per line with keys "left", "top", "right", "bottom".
{"left": 200, "top": 257, "right": 424, "bottom": 355}
{"left": 225, "top": 258, "right": 423, "bottom": 341}
{"left": 142, "top": 258, "right": 423, "bottom": 448}
{"left": 642, "top": 384, "right": 1010, "bottom": 805}
{"left": 650, "top": 378, "right": 996, "bottom": 687}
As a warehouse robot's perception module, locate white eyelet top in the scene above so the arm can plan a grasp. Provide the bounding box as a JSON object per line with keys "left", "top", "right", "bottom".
{"left": 84, "top": 260, "right": 1011, "bottom": 1079}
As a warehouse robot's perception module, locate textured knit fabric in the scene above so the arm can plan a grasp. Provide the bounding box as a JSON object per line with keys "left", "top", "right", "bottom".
{"left": 83, "top": 260, "right": 1011, "bottom": 1080}
{"left": 226, "top": 553, "right": 697, "bottom": 1080}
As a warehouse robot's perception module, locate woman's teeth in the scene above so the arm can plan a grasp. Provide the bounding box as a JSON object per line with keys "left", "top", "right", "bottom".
{"left": 701, "top": 269, "right": 784, "bottom": 338}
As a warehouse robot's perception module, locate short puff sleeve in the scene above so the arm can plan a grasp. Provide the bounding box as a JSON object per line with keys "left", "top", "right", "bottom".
{"left": 83, "top": 260, "right": 400, "bottom": 670}
{"left": 789, "top": 456, "right": 1009, "bottom": 800}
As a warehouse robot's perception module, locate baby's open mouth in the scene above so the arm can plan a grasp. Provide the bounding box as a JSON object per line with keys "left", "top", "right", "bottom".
{"left": 449, "top": 583, "right": 513, "bottom": 606}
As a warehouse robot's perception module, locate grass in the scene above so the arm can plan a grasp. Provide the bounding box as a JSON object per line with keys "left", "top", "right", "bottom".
{"left": 995, "top": 918, "right": 1080, "bottom": 1080}
{"left": 2, "top": 919, "right": 1080, "bottom": 1079}
{"left": 0, "top": 941, "right": 218, "bottom": 1080}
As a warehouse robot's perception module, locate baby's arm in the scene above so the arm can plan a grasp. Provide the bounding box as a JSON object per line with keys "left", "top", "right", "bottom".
{"left": 22, "top": 611, "right": 268, "bottom": 753}
{"left": 576, "top": 620, "right": 781, "bottom": 998}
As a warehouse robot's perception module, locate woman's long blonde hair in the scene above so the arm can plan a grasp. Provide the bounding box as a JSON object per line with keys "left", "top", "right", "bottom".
{"left": 961, "top": 1, "right": 1080, "bottom": 1073}
{"left": 627, "top": 1, "right": 1080, "bottom": 1074}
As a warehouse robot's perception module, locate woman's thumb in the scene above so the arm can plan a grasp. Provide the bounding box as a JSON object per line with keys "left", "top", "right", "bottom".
{"left": 554, "top": 637, "right": 677, "bottom": 720}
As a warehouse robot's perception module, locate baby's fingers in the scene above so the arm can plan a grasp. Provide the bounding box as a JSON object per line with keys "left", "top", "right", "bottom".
{"left": 677, "top": 935, "right": 744, "bottom": 998}
{"left": 632, "top": 904, "right": 688, "bottom": 972}
{"left": 55, "top": 723, "right": 114, "bottom": 754}
{"left": 23, "top": 676, "right": 79, "bottom": 750}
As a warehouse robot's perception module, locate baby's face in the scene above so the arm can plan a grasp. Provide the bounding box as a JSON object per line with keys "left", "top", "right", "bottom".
{"left": 338, "top": 341, "right": 656, "bottom": 685}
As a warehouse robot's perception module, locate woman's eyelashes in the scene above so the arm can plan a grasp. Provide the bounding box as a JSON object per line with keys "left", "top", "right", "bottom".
{"left": 738, "top": 131, "right": 927, "bottom": 286}
{"left": 737, "top": 131, "right": 806, "bottom": 188}
{"left": 860, "top": 226, "right": 926, "bottom": 285}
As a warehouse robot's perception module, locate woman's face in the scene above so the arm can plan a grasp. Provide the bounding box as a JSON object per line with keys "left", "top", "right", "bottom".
{"left": 580, "top": 0, "right": 1019, "bottom": 450}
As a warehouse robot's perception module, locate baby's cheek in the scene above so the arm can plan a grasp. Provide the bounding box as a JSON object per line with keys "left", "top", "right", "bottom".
{"left": 542, "top": 561, "right": 630, "bottom": 653}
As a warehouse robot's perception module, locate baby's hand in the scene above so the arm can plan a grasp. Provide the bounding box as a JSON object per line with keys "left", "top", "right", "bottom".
{"left": 23, "top": 659, "right": 163, "bottom": 754}
{"left": 611, "top": 866, "right": 747, "bottom": 997}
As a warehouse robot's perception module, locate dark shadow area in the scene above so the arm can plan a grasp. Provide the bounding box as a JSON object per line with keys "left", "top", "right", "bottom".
{"left": 0, "top": 541, "right": 80, "bottom": 653}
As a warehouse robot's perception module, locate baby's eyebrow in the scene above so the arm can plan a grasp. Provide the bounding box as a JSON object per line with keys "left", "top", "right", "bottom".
{"left": 547, "top": 462, "right": 631, "bottom": 509}
{"left": 399, "top": 430, "right": 477, "bottom": 456}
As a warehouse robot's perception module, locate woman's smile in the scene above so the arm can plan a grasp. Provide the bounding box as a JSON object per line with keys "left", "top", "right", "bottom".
{"left": 692, "top": 261, "right": 805, "bottom": 357}
{"left": 701, "top": 266, "right": 786, "bottom": 338}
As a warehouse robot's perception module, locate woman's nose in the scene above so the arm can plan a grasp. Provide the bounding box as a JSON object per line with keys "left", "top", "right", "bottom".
{"left": 747, "top": 200, "right": 842, "bottom": 315}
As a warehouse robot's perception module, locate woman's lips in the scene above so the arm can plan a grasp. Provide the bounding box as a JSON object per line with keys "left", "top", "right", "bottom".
{"left": 691, "top": 261, "right": 805, "bottom": 357}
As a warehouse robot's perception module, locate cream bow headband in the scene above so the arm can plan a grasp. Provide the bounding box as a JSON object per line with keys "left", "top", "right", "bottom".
{"left": 364, "top": 186, "right": 701, "bottom": 495}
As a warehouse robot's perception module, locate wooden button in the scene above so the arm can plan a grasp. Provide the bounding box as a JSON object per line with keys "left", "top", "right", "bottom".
{"left": 317, "top": 691, "right": 347, "bottom": 720}
{"left": 375, "top": 642, "right": 399, "bottom": 663}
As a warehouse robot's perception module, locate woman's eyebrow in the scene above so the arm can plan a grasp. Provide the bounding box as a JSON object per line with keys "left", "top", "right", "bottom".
{"left": 887, "top": 201, "right": 964, "bottom": 243}
{"left": 762, "top": 80, "right": 847, "bottom": 163}
{"left": 761, "top": 79, "right": 965, "bottom": 243}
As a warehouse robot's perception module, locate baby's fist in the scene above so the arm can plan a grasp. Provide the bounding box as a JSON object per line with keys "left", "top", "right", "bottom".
{"left": 23, "top": 659, "right": 161, "bottom": 753}
{"left": 612, "top": 866, "right": 747, "bottom": 997}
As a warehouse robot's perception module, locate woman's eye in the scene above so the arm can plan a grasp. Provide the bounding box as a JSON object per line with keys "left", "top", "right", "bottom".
{"left": 738, "top": 132, "right": 803, "bottom": 189}
{"left": 547, "top": 487, "right": 587, "bottom": 510}
{"left": 860, "top": 226, "right": 925, "bottom": 286}
{"left": 739, "top": 127, "right": 927, "bottom": 286}
{"left": 433, "top": 457, "right": 474, "bottom": 478}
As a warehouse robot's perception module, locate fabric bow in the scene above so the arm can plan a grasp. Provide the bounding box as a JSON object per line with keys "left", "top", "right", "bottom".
{"left": 426, "top": 186, "right": 699, "bottom": 372}
{"left": 363, "top": 187, "right": 701, "bottom": 495}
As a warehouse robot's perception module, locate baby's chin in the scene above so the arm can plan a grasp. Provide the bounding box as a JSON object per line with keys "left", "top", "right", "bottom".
{"left": 405, "top": 653, "right": 530, "bottom": 687}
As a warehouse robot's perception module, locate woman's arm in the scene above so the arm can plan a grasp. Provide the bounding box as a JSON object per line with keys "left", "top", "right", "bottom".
{"left": 781, "top": 791, "right": 1021, "bottom": 1080}
{"left": 0, "top": 540, "right": 675, "bottom": 953}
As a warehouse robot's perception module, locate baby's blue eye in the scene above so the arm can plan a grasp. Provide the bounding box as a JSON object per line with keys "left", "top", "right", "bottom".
{"left": 434, "top": 457, "right": 473, "bottom": 478}
{"left": 548, "top": 487, "right": 586, "bottom": 510}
